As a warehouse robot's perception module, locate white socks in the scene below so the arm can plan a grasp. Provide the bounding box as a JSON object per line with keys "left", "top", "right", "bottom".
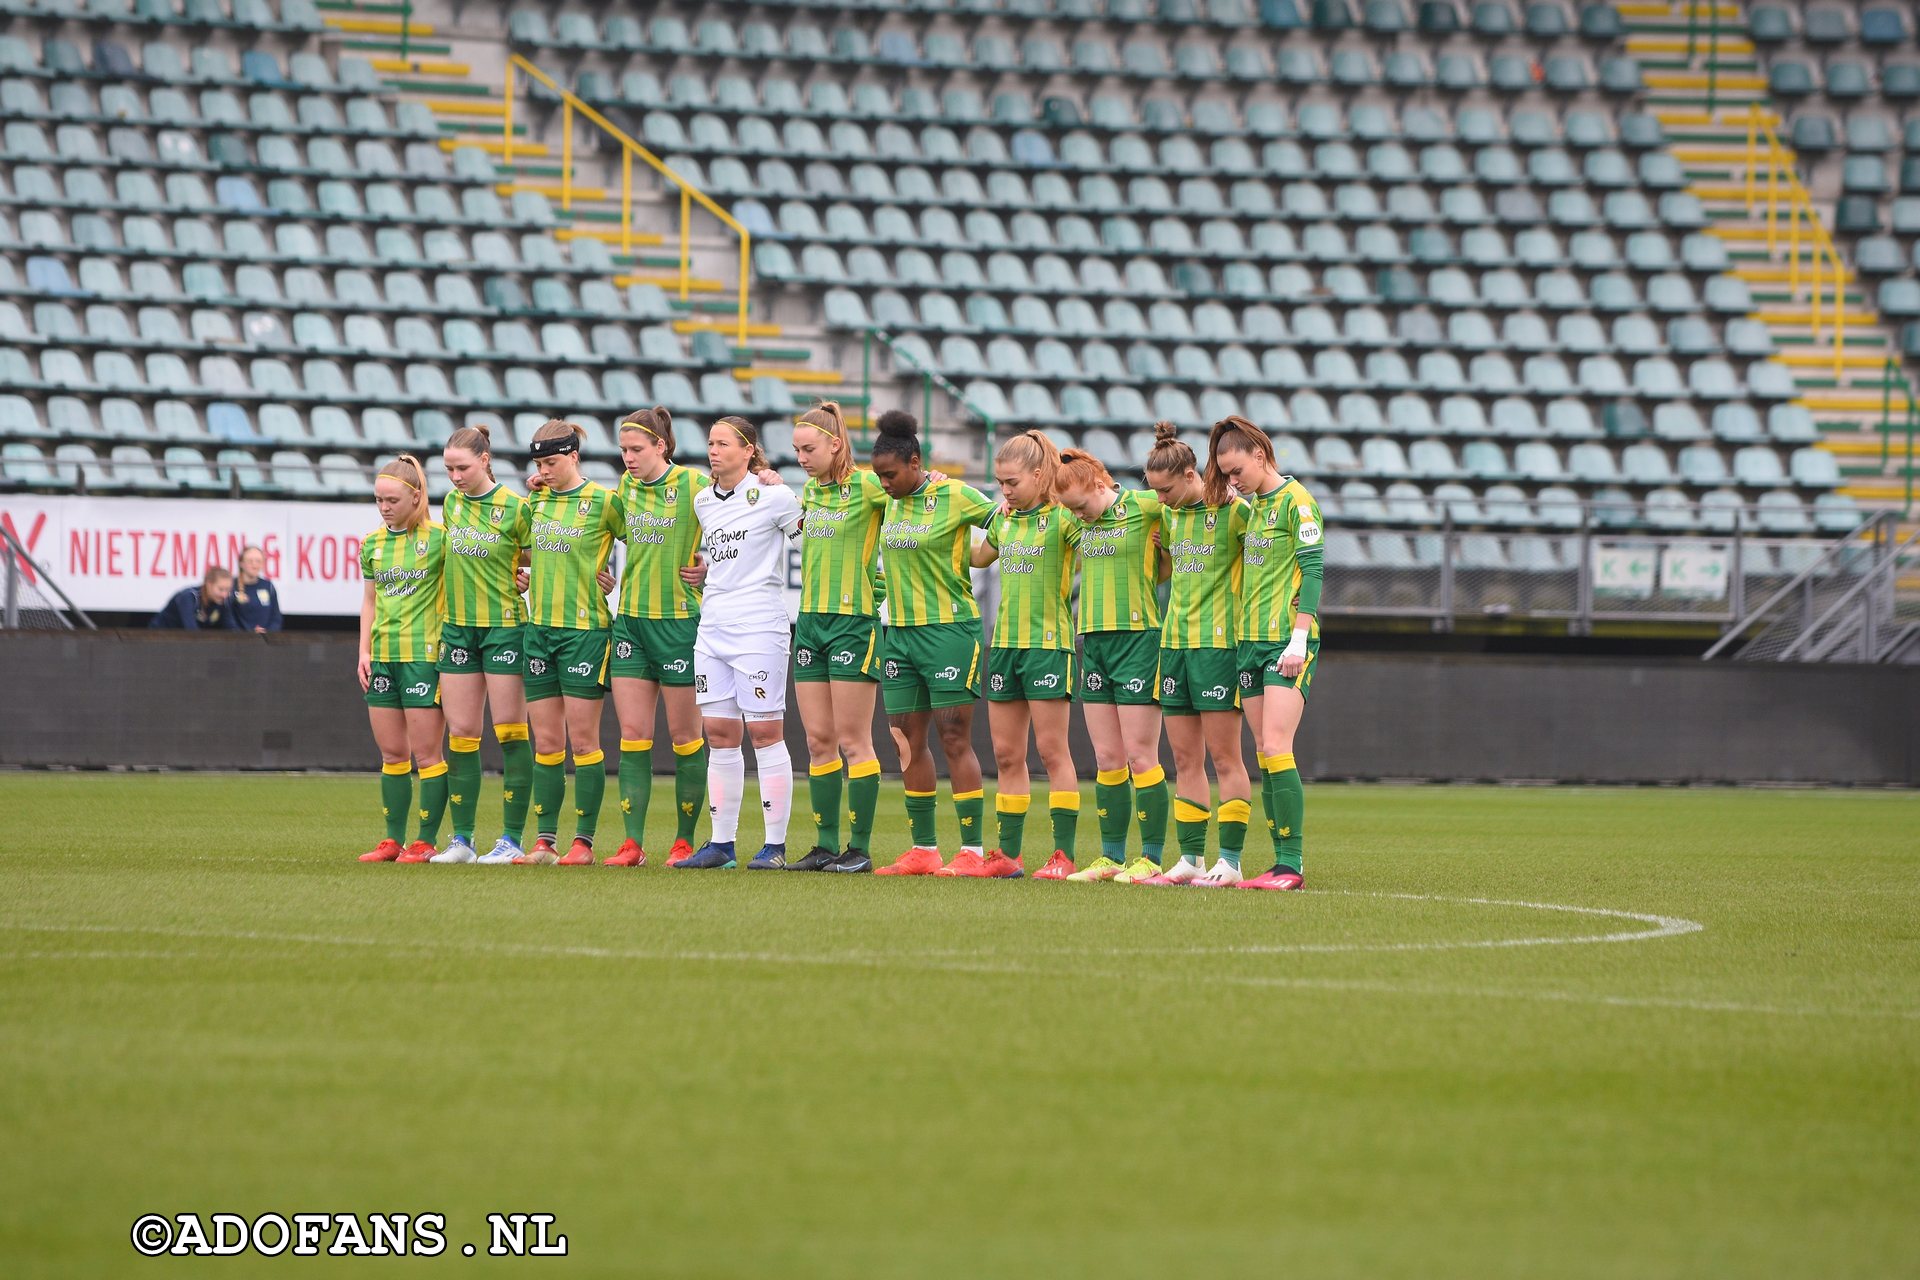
{"left": 755, "top": 738, "right": 792, "bottom": 845}
{"left": 708, "top": 746, "right": 744, "bottom": 843}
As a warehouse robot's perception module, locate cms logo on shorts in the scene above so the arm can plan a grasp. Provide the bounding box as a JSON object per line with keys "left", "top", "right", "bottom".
{"left": 1203, "top": 685, "right": 1229, "bottom": 700}
{"left": 831, "top": 650, "right": 855, "bottom": 665}
{"left": 447, "top": 647, "right": 470, "bottom": 666}
{"left": 1123, "top": 678, "right": 1148, "bottom": 694}
{"left": 405, "top": 682, "right": 432, "bottom": 698}
{"left": 933, "top": 666, "right": 960, "bottom": 681}
{"left": 370, "top": 675, "right": 392, "bottom": 694}
{"left": 1034, "top": 673, "right": 1060, "bottom": 688}
{"left": 663, "top": 658, "right": 688, "bottom": 674}
{"left": 615, "top": 641, "right": 633, "bottom": 660}
{"left": 566, "top": 662, "right": 594, "bottom": 677}
{"left": 528, "top": 659, "right": 548, "bottom": 676}
{"left": 495, "top": 649, "right": 518, "bottom": 664}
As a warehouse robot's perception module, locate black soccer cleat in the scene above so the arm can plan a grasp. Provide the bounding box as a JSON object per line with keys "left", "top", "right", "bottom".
{"left": 786, "top": 845, "right": 840, "bottom": 872}
{"left": 823, "top": 847, "right": 873, "bottom": 874}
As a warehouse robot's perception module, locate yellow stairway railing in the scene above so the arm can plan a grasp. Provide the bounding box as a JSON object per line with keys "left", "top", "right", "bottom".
{"left": 502, "top": 54, "right": 751, "bottom": 343}
{"left": 1742, "top": 104, "right": 1850, "bottom": 377}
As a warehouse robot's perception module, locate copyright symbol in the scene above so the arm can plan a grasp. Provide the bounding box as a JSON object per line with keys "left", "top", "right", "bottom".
{"left": 130, "top": 1214, "right": 172, "bottom": 1256}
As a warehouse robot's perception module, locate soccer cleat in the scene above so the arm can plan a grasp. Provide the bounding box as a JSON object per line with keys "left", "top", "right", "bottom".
{"left": 429, "top": 837, "right": 476, "bottom": 864}
{"left": 981, "top": 849, "right": 1025, "bottom": 879}
{"left": 556, "top": 839, "right": 596, "bottom": 866}
{"left": 514, "top": 839, "right": 561, "bottom": 866}
{"left": 1193, "top": 859, "right": 1244, "bottom": 888}
{"left": 665, "top": 838, "right": 696, "bottom": 868}
{"left": 476, "top": 836, "right": 522, "bottom": 865}
{"left": 357, "top": 839, "right": 405, "bottom": 863}
{"left": 1065, "top": 855, "right": 1125, "bottom": 882}
{"left": 747, "top": 844, "right": 787, "bottom": 870}
{"left": 1114, "top": 857, "right": 1163, "bottom": 884}
{"left": 1240, "top": 866, "right": 1305, "bottom": 891}
{"left": 1033, "top": 851, "right": 1076, "bottom": 880}
{"left": 934, "top": 849, "right": 988, "bottom": 877}
{"left": 1140, "top": 859, "right": 1206, "bottom": 886}
{"left": 602, "top": 839, "right": 646, "bottom": 867}
{"left": 823, "top": 847, "right": 872, "bottom": 873}
{"left": 397, "top": 840, "right": 436, "bottom": 863}
{"left": 874, "top": 846, "right": 943, "bottom": 876}
{"left": 786, "top": 845, "right": 840, "bottom": 872}
{"left": 675, "top": 841, "right": 736, "bottom": 869}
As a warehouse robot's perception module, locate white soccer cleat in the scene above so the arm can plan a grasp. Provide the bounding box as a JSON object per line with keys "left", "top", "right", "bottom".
{"left": 1194, "top": 859, "right": 1244, "bottom": 888}
{"left": 1155, "top": 859, "right": 1208, "bottom": 885}
{"left": 475, "top": 837, "right": 522, "bottom": 865}
{"left": 429, "top": 837, "right": 476, "bottom": 864}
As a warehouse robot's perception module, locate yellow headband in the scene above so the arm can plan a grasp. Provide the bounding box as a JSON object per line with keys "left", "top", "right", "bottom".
{"left": 724, "top": 420, "right": 753, "bottom": 446}
{"left": 622, "top": 419, "right": 664, "bottom": 442}
{"left": 379, "top": 474, "right": 419, "bottom": 492}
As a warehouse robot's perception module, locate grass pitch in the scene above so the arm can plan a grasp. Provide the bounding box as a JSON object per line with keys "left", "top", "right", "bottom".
{"left": 0, "top": 773, "right": 1915, "bottom": 1278}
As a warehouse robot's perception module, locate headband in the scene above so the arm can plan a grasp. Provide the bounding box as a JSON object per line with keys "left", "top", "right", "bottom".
{"left": 531, "top": 433, "right": 580, "bottom": 459}
{"left": 623, "top": 418, "right": 664, "bottom": 442}
{"left": 723, "top": 420, "right": 754, "bottom": 447}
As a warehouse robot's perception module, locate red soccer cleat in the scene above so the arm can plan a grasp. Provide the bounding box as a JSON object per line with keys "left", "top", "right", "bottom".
{"left": 935, "top": 849, "right": 988, "bottom": 877}
{"left": 396, "top": 840, "right": 436, "bottom": 863}
{"left": 556, "top": 839, "right": 596, "bottom": 866}
{"left": 980, "top": 850, "right": 1025, "bottom": 879}
{"left": 1033, "top": 851, "right": 1076, "bottom": 880}
{"left": 358, "top": 839, "right": 405, "bottom": 863}
{"left": 875, "top": 846, "right": 944, "bottom": 876}
{"left": 1240, "top": 867, "right": 1305, "bottom": 891}
{"left": 665, "top": 838, "right": 696, "bottom": 867}
{"left": 514, "top": 839, "right": 561, "bottom": 866}
{"left": 603, "top": 839, "right": 646, "bottom": 867}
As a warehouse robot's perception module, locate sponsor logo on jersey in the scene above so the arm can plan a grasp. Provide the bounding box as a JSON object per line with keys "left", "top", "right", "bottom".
{"left": 1203, "top": 685, "right": 1228, "bottom": 700}
{"left": 751, "top": 670, "right": 769, "bottom": 682}
{"left": 933, "top": 665, "right": 960, "bottom": 681}
{"left": 496, "top": 649, "right": 517, "bottom": 664}
{"left": 566, "top": 662, "right": 594, "bottom": 677}
{"left": 1123, "top": 678, "right": 1147, "bottom": 694}
{"left": 1297, "top": 518, "right": 1323, "bottom": 546}
{"left": 1035, "top": 673, "right": 1060, "bottom": 688}
{"left": 405, "top": 682, "right": 431, "bottom": 698}
{"left": 831, "top": 650, "right": 855, "bottom": 665}
{"left": 615, "top": 641, "right": 633, "bottom": 660}
{"left": 448, "top": 647, "right": 470, "bottom": 666}
{"left": 753, "top": 686, "right": 768, "bottom": 701}
{"left": 663, "top": 658, "right": 688, "bottom": 674}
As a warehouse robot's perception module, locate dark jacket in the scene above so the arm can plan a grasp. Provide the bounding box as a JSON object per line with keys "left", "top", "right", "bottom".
{"left": 149, "top": 585, "right": 241, "bottom": 630}
{"left": 229, "top": 577, "right": 283, "bottom": 631}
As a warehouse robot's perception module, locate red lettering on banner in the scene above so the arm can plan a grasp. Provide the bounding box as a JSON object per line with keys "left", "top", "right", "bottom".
{"left": 148, "top": 530, "right": 166, "bottom": 577}
{"left": 296, "top": 534, "right": 315, "bottom": 580}
{"left": 2, "top": 512, "right": 46, "bottom": 585}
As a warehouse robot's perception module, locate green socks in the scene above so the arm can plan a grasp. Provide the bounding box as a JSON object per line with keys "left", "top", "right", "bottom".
{"left": 415, "top": 761, "right": 449, "bottom": 845}
{"left": 996, "top": 791, "right": 1030, "bottom": 858}
{"left": 618, "top": 738, "right": 652, "bottom": 844}
{"left": 532, "top": 749, "right": 566, "bottom": 841}
{"left": 571, "top": 750, "right": 606, "bottom": 845}
{"left": 672, "top": 738, "right": 707, "bottom": 844}
{"left": 380, "top": 762, "right": 411, "bottom": 843}
{"left": 1049, "top": 790, "right": 1080, "bottom": 858}
{"left": 954, "top": 789, "right": 985, "bottom": 851}
{"left": 1175, "top": 795, "right": 1210, "bottom": 866}
{"left": 1217, "top": 797, "right": 1251, "bottom": 871}
{"left": 847, "top": 760, "right": 881, "bottom": 852}
{"left": 1269, "top": 753, "right": 1304, "bottom": 874}
{"left": 905, "top": 788, "right": 938, "bottom": 848}
{"left": 498, "top": 722, "right": 532, "bottom": 846}
{"left": 447, "top": 737, "right": 482, "bottom": 843}
{"left": 1132, "top": 765, "right": 1168, "bottom": 867}
{"left": 809, "top": 759, "right": 844, "bottom": 850}
{"left": 1095, "top": 767, "right": 1132, "bottom": 859}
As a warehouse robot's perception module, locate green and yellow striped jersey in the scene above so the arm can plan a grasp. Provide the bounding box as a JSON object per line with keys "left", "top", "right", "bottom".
{"left": 1241, "top": 477, "right": 1325, "bottom": 643}
{"left": 440, "top": 483, "right": 531, "bottom": 628}
{"left": 879, "top": 477, "right": 998, "bottom": 627}
{"left": 526, "top": 481, "right": 624, "bottom": 631}
{"left": 360, "top": 521, "right": 445, "bottom": 661}
{"left": 1160, "top": 499, "right": 1250, "bottom": 649}
{"left": 1071, "top": 488, "right": 1163, "bottom": 634}
{"left": 616, "top": 464, "right": 710, "bottom": 619}
{"left": 800, "top": 468, "right": 889, "bottom": 617}
{"left": 986, "top": 503, "right": 1079, "bottom": 650}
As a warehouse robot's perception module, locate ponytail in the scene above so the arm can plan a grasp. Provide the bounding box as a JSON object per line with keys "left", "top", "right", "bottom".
{"left": 376, "top": 452, "right": 430, "bottom": 531}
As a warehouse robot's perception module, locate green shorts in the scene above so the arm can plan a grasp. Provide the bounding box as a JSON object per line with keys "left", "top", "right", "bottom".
{"left": 985, "top": 646, "right": 1073, "bottom": 702}
{"left": 525, "top": 624, "right": 611, "bottom": 702}
{"left": 881, "top": 622, "right": 981, "bottom": 714}
{"left": 437, "top": 623, "right": 526, "bottom": 677}
{"left": 365, "top": 660, "right": 440, "bottom": 709}
{"left": 1238, "top": 637, "right": 1321, "bottom": 703}
{"left": 794, "top": 611, "right": 880, "bottom": 683}
{"left": 1078, "top": 630, "right": 1161, "bottom": 705}
{"left": 611, "top": 614, "right": 697, "bottom": 685}
{"left": 1158, "top": 647, "right": 1241, "bottom": 715}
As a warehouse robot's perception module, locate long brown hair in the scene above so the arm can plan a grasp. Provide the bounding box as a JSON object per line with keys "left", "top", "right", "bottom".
{"left": 445, "top": 422, "right": 495, "bottom": 483}
{"left": 1203, "top": 415, "right": 1277, "bottom": 506}
{"left": 713, "top": 415, "right": 769, "bottom": 473}
{"left": 794, "top": 400, "right": 853, "bottom": 484}
{"left": 995, "top": 429, "right": 1062, "bottom": 502}
{"left": 620, "top": 405, "right": 674, "bottom": 460}
{"left": 1143, "top": 420, "right": 1195, "bottom": 480}
{"left": 376, "top": 452, "right": 430, "bottom": 531}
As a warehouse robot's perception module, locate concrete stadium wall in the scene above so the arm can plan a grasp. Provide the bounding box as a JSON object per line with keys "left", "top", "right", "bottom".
{"left": 3, "top": 632, "right": 1916, "bottom": 785}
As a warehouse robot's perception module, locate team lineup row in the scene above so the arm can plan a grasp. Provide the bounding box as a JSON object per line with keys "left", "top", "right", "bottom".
{"left": 355, "top": 403, "right": 1325, "bottom": 888}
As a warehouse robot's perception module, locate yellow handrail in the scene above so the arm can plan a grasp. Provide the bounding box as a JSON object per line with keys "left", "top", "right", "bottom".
{"left": 1743, "top": 104, "right": 1851, "bottom": 377}
{"left": 501, "top": 53, "right": 751, "bottom": 344}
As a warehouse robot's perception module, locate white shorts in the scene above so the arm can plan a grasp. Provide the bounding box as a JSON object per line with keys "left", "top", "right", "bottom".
{"left": 694, "top": 622, "right": 790, "bottom": 720}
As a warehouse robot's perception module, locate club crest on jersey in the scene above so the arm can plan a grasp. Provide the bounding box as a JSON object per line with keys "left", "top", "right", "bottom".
{"left": 665, "top": 487, "right": 678, "bottom": 504}
{"left": 489, "top": 506, "right": 503, "bottom": 524}
{"left": 1205, "top": 512, "right": 1217, "bottom": 531}
{"left": 1037, "top": 514, "right": 1048, "bottom": 531}
{"left": 415, "top": 539, "right": 427, "bottom": 555}
{"left": 747, "top": 488, "right": 761, "bottom": 505}
{"left": 925, "top": 494, "right": 938, "bottom": 512}
{"left": 578, "top": 497, "right": 593, "bottom": 516}
{"left": 1267, "top": 510, "right": 1279, "bottom": 526}
{"left": 840, "top": 484, "right": 852, "bottom": 501}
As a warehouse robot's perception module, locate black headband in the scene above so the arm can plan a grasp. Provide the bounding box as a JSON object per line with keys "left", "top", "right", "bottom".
{"left": 531, "top": 434, "right": 580, "bottom": 459}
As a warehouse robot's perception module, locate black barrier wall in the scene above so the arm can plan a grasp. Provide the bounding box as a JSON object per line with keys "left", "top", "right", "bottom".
{"left": 3, "top": 632, "right": 1916, "bottom": 784}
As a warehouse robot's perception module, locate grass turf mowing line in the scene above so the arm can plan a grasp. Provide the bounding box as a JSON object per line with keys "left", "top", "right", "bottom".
{"left": 0, "top": 774, "right": 1915, "bottom": 1277}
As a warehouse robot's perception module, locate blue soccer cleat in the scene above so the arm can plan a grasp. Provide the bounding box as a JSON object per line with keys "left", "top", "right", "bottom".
{"left": 747, "top": 843, "right": 787, "bottom": 870}
{"left": 675, "top": 841, "right": 737, "bottom": 869}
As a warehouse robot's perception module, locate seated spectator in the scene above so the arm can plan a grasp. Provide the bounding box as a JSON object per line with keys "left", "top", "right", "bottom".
{"left": 229, "top": 545, "right": 283, "bottom": 633}
{"left": 149, "top": 566, "right": 240, "bottom": 631}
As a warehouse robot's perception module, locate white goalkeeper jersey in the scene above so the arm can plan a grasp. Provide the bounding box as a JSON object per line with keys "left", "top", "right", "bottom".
{"left": 694, "top": 479, "right": 803, "bottom": 623}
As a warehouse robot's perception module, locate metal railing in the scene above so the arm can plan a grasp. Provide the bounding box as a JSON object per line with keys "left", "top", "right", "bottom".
{"left": 1701, "top": 511, "right": 1909, "bottom": 659}
{"left": 860, "top": 327, "right": 998, "bottom": 435}
{"left": 1743, "top": 104, "right": 1853, "bottom": 377}
{"left": 1, "top": 523, "right": 94, "bottom": 630}
{"left": 502, "top": 54, "right": 752, "bottom": 343}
